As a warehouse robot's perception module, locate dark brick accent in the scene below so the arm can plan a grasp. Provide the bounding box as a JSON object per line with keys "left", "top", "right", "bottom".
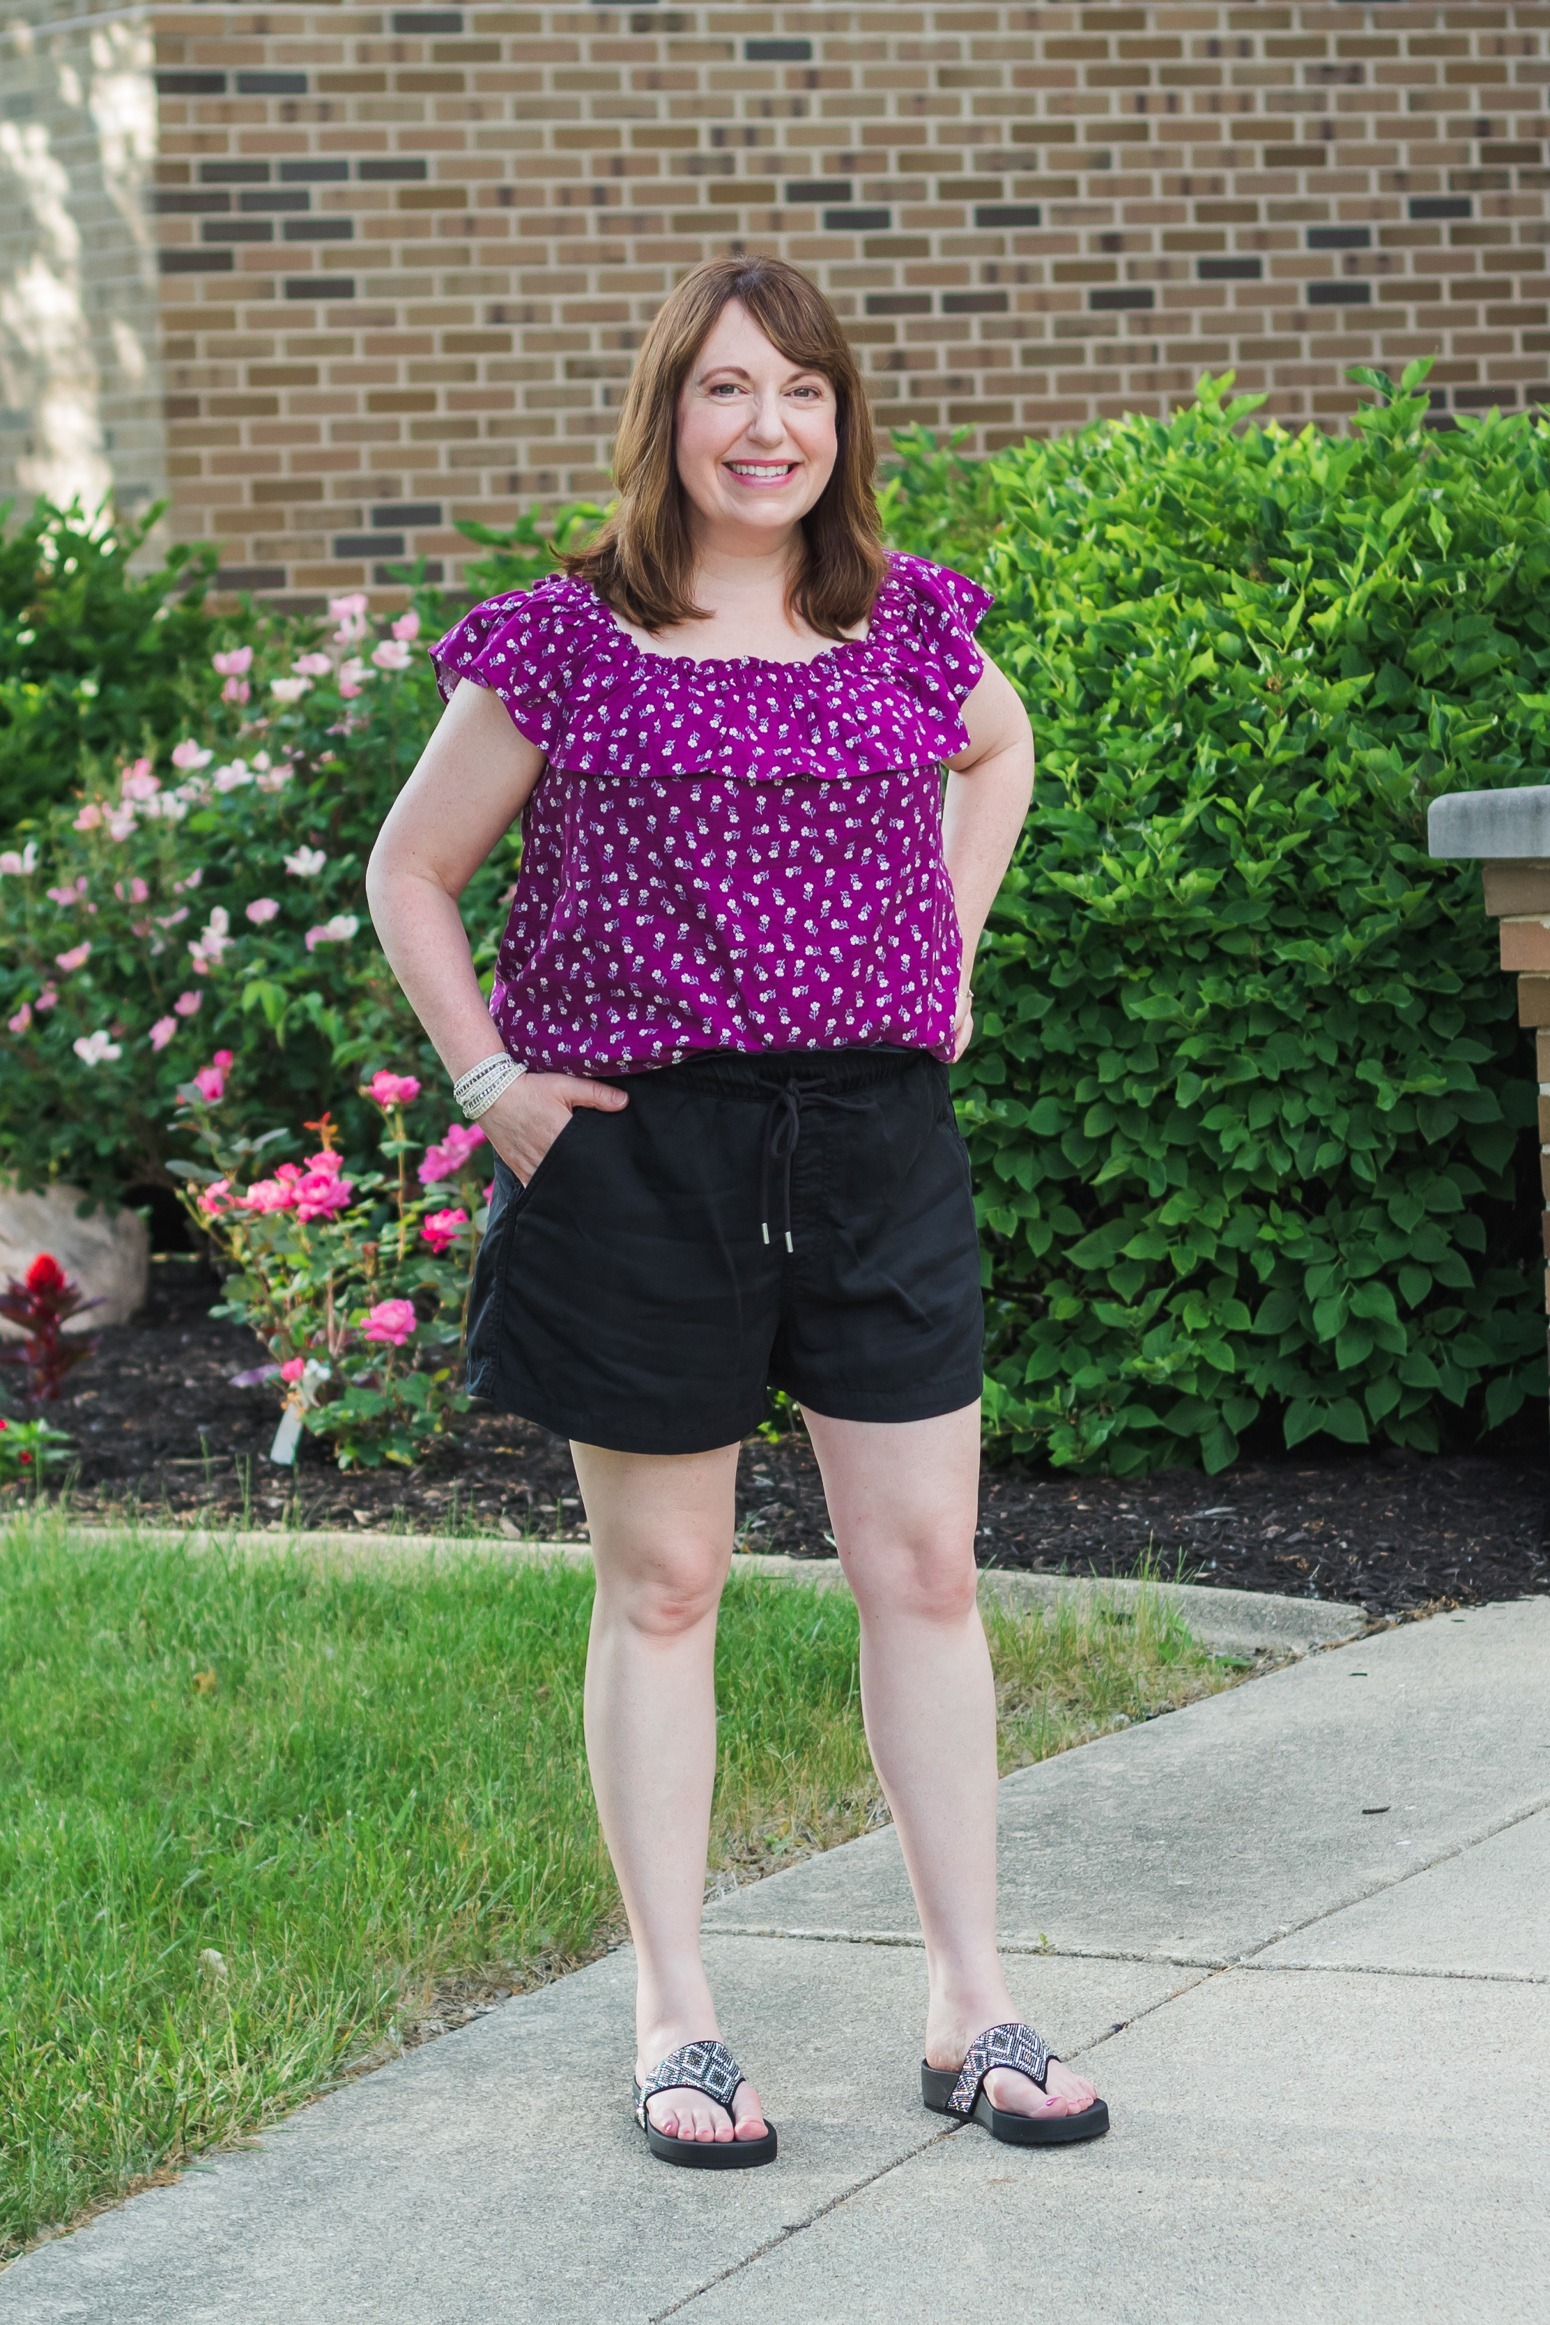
{"left": 155, "top": 72, "right": 227, "bottom": 97}
{"left": 241, "top": 190, "right": 310, "bottom": 213}
{"left": 199, "top": 161, "right": 270, "bottom": 184}
{"left": 371, "top": 502, "right": 443, "bottom": 527}
{"left": 866, "top": 293, "right": 932, "bottom": 315}
{"left": 235, "top": 73, "right": 308, "bottom": 96}
{"left": 281, "top": 160, "right": 350, "bottom": 183}
{"left": 152, "top": 191, "right": 231, "bottom": 214}
{"left": 824, "top": 208, "right": 890, "bottom": 231}
{"left": 215, "top": 566, "right": 287, "bottom": 592}
{"left": 284, "top": 219, "right": 355, "bottom": 241}
{"left": 1409, "top": 197, "right": 1472, "bottom": 221}
{"left": 336, "top": 533, "right": 400, "bottom": 556}
{"left": 357, "top": 159, "right": 428, "bottom": 181}
{"left": 784, "top": 180, "right": 851, "bottom": 204}
{"left": 942, "top": 291, "right": 1009, "bottom": 313}
{"left": 974, "top": 205, "right": 1041, "bottom": 228}
{"left": 745, "top": 39, "right": 812, "bottom": 61}
{"left": 1308, "top": 281, "right": 1372, "bottom": 306}
{"left": 391, "top": 9, "right": 465, "bottom": 27}
{"left": 1199, "top": 258, "right": 1262, "bottom": 280}
{"left": 1090, "top": 288, "right": 1154, "bottom": 310}
{"left": 159, "top": 248, "right": 234, "bottom": 273}
{"left": 1308, "top": 226, "right": 1371, "bottom": 250}
{"left": 203, "top": 220, "right": 273, "bottom": 243}
{"left": 285, "top": 276, "right": 356, "bottom": 298}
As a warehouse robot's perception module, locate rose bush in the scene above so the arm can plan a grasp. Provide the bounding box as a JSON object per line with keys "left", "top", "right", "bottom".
{"left": 171, "top": 1061, "right": 492, "bottom": 1468}
{"left": 0, "top": 587, "right": 521, "bottom": 1201}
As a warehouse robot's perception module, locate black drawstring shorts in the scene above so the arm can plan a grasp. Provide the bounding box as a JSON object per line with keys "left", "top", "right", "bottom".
{"left": 465, "top": 1046, "right": 985, "bottom": 1456}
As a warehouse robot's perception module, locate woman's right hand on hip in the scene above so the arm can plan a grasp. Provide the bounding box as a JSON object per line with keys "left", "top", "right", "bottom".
{"left": 479, "top": 1072, "right": 629, "bottom": 1188}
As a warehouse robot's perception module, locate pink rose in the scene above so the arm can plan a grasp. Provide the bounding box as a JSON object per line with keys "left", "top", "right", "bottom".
{"left": 212, "top": 646, "right": 253, "bottom": 677}
{"left": 368, "top": 1069, "right": 422, "bottom": 1108}
{"left": 149, "top": 1015, "right": 177, "bottom": 1050}
{"left": 35, "top": 985, "right": 57, "bottom": 1012}
{"left": 174, "top": 989, "right": 202, "bottom": 1017}
{"left": 192, "top": 1048, "right": 234, "bottom": 1101}
{"left": 171, "top": 740, "right": 212, "bottom": 770}
{"left": 55, "top": 942, "right": 91, "bottom": 974}
{"left": 242, "top": 1175, "right": 298, "bottom": 1213}
{"left": 8, "top": 1003, "right": 32, "bottom": 1034}
{"left": 417, "top": 1121, "right": 487, "bottom": 1184}
{"left": 303, "top": 1148, "right": 344, "bottom": 1178}
{"left": 73, "top": 801, "right": 103, "bottom": 831}
{"left": 371, "top": 638, "right": 411, "bottom": 672}
{"left": 279, "top": 1355, "right": 307, "bottom": 1383}
{"left": 245, "top": 897, "right": 280, "bottom": 924}
{"left": 420, "top": 1205, "right": 468, "bottom": 1254}
{"left": 362, "top": 1297, "right": 416, "bottom": 1347}
{"left": 221, "top": 677, "right": 251, "bottom": 705}
{"left": 293, "top": 652, "right": 333, "bottom": 677}
{"left": 119, "top": 759, "right": 159, "bottom": 803}
{"left": 294, "top": 1166, "right": 353, "bottom": 1222}
{"left": 197, "top": 1178, "right": 232, "bottom": 1216}
{"left": 113, "top": 876, "right": 150, "bottom": 905}
{"left": 391, "top": 608, "right": 421, "bottom": 643}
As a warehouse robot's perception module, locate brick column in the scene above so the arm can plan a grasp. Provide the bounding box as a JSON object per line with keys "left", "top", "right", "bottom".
{"left": 1429, "top": 786, "right": 1550, "bottom": 1347}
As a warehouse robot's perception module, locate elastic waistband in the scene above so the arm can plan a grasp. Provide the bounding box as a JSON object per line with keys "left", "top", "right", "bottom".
{"left": 620, "top": 1044, "right": 940, "bottom": 1099}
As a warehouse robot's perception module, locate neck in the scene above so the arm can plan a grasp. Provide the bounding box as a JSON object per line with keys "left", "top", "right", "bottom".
{"left": 687, "top": 518, "right": 803, "bottom": 605}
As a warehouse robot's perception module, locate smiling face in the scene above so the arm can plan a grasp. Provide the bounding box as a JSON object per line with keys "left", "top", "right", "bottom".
{"left": 673, "top": 300, "right": 839, "bottom": 551}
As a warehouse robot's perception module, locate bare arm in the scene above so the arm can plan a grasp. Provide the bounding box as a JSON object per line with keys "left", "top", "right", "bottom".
{"left": 942, "top": 655, "right": 1035, "bottom": 1059}
{"left": 365, "top": 679, "right": 627, "bottom": 1183}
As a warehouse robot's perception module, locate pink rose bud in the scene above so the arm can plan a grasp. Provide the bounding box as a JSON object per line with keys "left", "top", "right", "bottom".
{"left": 368, "top": 1070, "right": 422, "bottom": 1108}
{"left": 174, "top": 989, "right": 202, "bottom": 1016}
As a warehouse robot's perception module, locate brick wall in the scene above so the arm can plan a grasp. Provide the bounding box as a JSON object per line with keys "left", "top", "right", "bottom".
{"left": 6, "top": 2, "right": 1550, "bottom": 603}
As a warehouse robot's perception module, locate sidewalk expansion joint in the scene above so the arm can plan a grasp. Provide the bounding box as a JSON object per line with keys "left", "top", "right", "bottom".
{"left": 648, "top": 2120, "right": 961, "bottom": 2323}
{"left": 1228, "top": 1792, "right": 1550, "bottom": 1968}
{"left": 706, "top": 1924, "right": 1230, "bottom": 1969}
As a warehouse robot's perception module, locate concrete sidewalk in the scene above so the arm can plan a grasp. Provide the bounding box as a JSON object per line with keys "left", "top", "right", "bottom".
{"left": 4, "top": 1599, "right": 1547, "bottom": 2325}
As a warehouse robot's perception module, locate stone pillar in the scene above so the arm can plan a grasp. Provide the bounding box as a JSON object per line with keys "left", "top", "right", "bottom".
{"left": 1428, "top": 786, "right": 1550, "bottom": 1348}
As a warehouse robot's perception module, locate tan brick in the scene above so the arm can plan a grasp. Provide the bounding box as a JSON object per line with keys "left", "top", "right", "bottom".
{"left": 1485, "top": 862, "right": 1550, "bottom": 916}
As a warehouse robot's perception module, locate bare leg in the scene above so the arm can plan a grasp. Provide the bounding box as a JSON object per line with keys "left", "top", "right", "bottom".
{"left": 801, "top": 1402, "right": 1099, "bottom": 2121}
{"left": 570, "top": 1438, "right": 768, "bottom": 2145}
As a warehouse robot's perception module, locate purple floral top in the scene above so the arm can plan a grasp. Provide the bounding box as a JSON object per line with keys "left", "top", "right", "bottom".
{"left": 428, "top": 551, "right": 993, "bottom": 1075}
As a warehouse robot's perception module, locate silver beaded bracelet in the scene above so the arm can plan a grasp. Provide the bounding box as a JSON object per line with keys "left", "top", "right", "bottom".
{"left": 452, "top": 1051, "right": 528, "bottom": 1119}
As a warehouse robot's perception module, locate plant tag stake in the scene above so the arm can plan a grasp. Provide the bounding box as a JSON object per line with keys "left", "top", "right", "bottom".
{"left": 269, "top": 1407, "right": 303, "bottom": 1466}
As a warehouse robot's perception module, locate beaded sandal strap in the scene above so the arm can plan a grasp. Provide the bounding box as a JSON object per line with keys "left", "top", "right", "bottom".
{"left": 634, "top": 2038, "right": 745, "bottom": 2128}
{"left": 948, "top": 2021, "right": 1055, "bottom": 2117}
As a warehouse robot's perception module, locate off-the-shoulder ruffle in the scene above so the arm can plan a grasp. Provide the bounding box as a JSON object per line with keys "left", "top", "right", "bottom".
{"left": 427, "top": 552, "right": 993, "bottom": 783}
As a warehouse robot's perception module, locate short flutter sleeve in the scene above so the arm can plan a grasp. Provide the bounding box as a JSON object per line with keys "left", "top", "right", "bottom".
{"left": 427, "top": 573, "right": 597, "bottom": 757}
{"left": 881, "top": 553, "right": 995, "bottom": 712}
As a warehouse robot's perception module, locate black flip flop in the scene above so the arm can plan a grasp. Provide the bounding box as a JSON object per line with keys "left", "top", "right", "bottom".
{"left": 634, "top": 2038, "right": 778, "bottom": 2169}
{"left": 923, "top": 2019, "right": 1109, "bottom": 2146}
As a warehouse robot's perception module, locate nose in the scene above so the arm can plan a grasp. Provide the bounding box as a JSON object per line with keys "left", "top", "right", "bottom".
{"left": 742, "top": 393, "right": 787, "bottom": 448}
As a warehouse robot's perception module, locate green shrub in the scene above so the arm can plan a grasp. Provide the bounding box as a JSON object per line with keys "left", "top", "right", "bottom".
{"left": 0, "top": 501, "right": 221, "bottom": 834}
{"left": 944, "top": 366, "right": 1547, "bottom": 1472}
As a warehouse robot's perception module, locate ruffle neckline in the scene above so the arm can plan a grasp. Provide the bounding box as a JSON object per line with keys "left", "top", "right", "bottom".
{"left": 429, "top": 552, "right": 992, "bottom": 784}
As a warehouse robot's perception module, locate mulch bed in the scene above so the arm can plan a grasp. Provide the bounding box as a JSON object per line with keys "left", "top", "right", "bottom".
{"left": 15, "top": 1257, "right": 1549, "bottom": 1618}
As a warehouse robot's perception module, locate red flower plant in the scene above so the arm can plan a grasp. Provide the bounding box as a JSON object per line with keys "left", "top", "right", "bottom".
{"left": 0, "top": 1251, "right": 101, "bottom": 1402}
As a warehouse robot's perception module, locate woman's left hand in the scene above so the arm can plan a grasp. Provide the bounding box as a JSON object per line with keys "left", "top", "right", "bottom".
{"left": 951, "top": 984, "right": 974, "bottom": 1061}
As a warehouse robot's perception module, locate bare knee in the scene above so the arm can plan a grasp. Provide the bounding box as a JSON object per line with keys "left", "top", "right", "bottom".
{"left": 845, "top": 1532, "right": 979, "bottom": 1628}
{"left": 595, "top": 1542, "right": 727, "bottom": 1640}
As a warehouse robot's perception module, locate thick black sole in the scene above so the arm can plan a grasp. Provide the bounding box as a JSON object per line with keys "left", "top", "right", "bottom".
{"left": 921, "top": 2063, "right": 1109, "bottom": 2146}
{"left": 643, "top": 2119, "right": 778, "bottom": 2169}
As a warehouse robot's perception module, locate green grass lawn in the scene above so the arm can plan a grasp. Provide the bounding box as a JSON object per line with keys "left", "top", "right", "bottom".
{"left": 0, "top": 1514, "right": 1237, "bottom": 2256}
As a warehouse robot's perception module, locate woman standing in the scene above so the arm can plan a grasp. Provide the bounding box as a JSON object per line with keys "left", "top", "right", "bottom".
{"left": 367, "top": 255, "right": 1107, "bottom": 2167}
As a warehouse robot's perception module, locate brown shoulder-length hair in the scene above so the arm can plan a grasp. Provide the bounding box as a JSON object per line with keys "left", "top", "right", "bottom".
{"left": 564, "top": 254, "right": 887, "bottom": 638}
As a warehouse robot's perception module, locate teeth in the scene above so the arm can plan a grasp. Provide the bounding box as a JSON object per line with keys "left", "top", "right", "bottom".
{"left": 729, "top": 463, "right": 794, "bottom": 477}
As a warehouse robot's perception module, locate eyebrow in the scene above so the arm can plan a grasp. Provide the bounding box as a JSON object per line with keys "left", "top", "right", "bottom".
{"left": 694, "top": 362, "right": 827, "bottom": 386}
